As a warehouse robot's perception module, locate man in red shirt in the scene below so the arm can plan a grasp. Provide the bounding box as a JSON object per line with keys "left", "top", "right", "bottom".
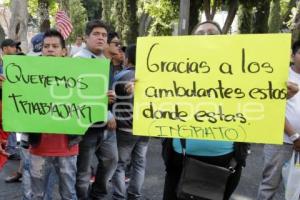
{"left": 28, "top": 29, "right": 79, "bottom": 200}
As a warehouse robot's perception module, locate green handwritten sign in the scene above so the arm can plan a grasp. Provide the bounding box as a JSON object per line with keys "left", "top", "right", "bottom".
{"left": 2, "top": 55, "right": 109, "bottom": 135}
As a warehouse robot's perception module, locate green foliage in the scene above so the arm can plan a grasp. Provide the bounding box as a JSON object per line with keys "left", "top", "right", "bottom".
{"left": 238, "top": 2, "right": 253, "bottom": 33}
{"left": 68, "top": 0, "right": 87, "bottom": 43}
{"left": 112, "top": 1, "right": 124, "bottom": 38}
{"left": 268, "top": 0, "right": 281, "bottom": 33}
{"left": 122, "top": 0, "right": 138, "bottom": 44}
{"left": 252, "top": 0, "right": 270, "bottom": 33}
{"left": 280, "top": 0, "right": 291, "bottom": 16}
{"left": 145, "top": 0, "right": 179, "bottom": 36}
{"left": 28, "top": 0, "right": 58, "bottom": 20}
{"left": 80, "top": 0, "right": 102, "bottom": 20}
{"left": 102, "top": 0, "right": 114, "bottom": 27}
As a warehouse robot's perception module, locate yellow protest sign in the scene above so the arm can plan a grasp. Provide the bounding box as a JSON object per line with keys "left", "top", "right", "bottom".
{"left": 132, "top": 34, "right": 291, "bottom": 144}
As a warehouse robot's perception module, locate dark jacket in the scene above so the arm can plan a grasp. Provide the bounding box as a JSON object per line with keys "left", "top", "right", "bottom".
{"left": 113, "top": 67, "right": 135, "bottom": 130}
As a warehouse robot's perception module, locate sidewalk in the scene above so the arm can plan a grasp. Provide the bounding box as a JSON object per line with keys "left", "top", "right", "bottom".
{"left": 0, "top": 140, "right": 284, "bottom": 200}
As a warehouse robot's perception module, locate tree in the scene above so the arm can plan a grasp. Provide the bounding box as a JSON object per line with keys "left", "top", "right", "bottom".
{"left": 145, "top": 0, "right": 179, "bottom": 36}
{"left": 0, "top": 26, "right": 5, "bottom": 42}
{"left": 38, "top": 0, "right": 50, "bottom": 32}
{"left": 292, "top": 1, "right": 300, "bottom": 42}
{"left": 9, "top": 0, "right": 28, "bottom": 51}
{"left": 122, "top": 0, "right": 138, "bottom": 44}
{"left": 57, "top": 0, "right": 69, "bottom": 12}
{"left": 222, "top": 0, "right": 239, "bottom": 33}
{"left": 27, "top": 0, "right": 57, "bottom": 31}
{"left": 192, "top": 0, "right": 238, "bottom": 34}
{"left": 203, "top": 0, "right": 218, "bottom": 21}
{"left": 80, "top": 0, "right": 102, "bottom": 20}
{"left": 268, "top": 0, "right": 281, "bottom": 33}
{"left": 112, "top": 0, "right": 124, "bottom": 39}
{"left": 281, "top": 0, "right": 297, "bottom": 29}
{"left": 252, "top": 0, "right": 270, "bottom": 33}
{"left": 188, "top": 0, "right": 203, "bottom": 33}
{"left": 102, "top": 0, "right": 113, "bottom": 28}
{"left": 238, "top": 1, "right": 254, "bottom": 33}
{"left": 68, "top": 0, "right": 87, "bottom": 43}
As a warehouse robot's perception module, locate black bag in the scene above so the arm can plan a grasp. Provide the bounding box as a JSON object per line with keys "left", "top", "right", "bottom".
{"left": 176, "top": 139, "right": 234, "bottom": 200}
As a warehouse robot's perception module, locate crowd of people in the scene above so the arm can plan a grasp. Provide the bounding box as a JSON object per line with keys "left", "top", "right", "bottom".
{"left": 0, "top": 19, "right": 299, "bottom": 200}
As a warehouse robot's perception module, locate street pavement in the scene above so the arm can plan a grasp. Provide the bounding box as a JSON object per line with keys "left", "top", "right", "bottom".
{"left": 0, "top": 139, "right": 284, "bottom": 200}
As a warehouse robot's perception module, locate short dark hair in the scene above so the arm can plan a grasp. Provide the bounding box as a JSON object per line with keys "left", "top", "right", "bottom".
{"left": 1, "top": 39, "right": 20, "bottom": 50}
{"left": 292, "top": 40, "right": 300, "bottom": 55}
{"left": 85, "top": 20, "right": 108, "bottom": 36}
{"left": 192, "top": 21, "right": 222, "bottom": 34}
{"left": 108, "top": 32, "right": 119, "bottom": 44}
{"left": 126, "top": 44, "right": 136, "bottom": 66}
{"left": 43, "top": 29, "right": 66, "bottom": 49}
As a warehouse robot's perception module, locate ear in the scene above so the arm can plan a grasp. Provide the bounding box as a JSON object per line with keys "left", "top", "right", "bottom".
{"left": 291, "top": 52, "right": 295, "bottom": 64}
{"left": 2, "top": 46, "right": 7, "bottom": 53}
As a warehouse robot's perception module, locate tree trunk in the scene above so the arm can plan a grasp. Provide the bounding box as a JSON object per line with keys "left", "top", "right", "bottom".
{"left": 292, "top": 1, "right": 300, "bottom": 43}
{"left": 102, "top": 0, "right": 113, "bottom": 28}
{"left": 81, "top": 0, "right": 102, "bottom": 20}
{"left": 123, "top": 0, "right": 138, "bottom": 44}
{"left": 252, "top": 0, "right": 270, "bottom": 33}
{"left": 0, "top": 25, "right": 5, "bottom": 42}
{"left": 238, "top": 2, "right": 253, "bottom": 34}
{"left": 38, "top": 0, "right": 50, "bottom": 32}
{"left": 203, "top": 0, "right": 211, "bottom": 20}
{"left": 268, "top": 0, "right": 281, "bottom": 33}
{"left": 58, "top": 0, "right": 69, "bottom": 13}
{"left": 222, "top": 0, "right": 238, "bottom": 34}
{"left": 188, "top": 0, "right": 203, "bottom": 33}
{"left": 211, "top": 0, "right": 218, "bottom": 20}
{"left": 138, "top": 12, "right": 152, "bottom": 36}
{"left": 9, "top": 0, "right": 28, "bottom": 52}
{"left": 113, "top": 0, "right": 124, "bottom": 39}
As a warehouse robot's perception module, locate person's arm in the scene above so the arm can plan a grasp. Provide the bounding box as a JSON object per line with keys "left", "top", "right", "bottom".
{"left": 285, "top": 118, "right": 300, "bottom": 151}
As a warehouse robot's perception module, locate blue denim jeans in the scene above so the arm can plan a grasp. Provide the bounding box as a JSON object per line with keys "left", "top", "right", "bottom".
{"left": 112, "top": 131, "right": 150, "bottom": 200}
{"left": 6, "top": 132, "right": 17, "bottom": 155}
{"left": 22, "top": 148, "right": 58, "bottom": 200}
{"left": 76, "top": 127, "right": 118, "bottom": 200}
{"left": 30, "top": 154, "right": 77, "bottom": 200}
{"left": 21, "top": 147, "right": 32, "bottom": 200}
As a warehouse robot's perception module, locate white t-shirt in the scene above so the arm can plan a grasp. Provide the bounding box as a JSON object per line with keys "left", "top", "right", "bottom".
{"left": 69, "top": 43, "right": 85, "bottom": 56}
{"left": 285, "top": 67, "right": 300, "bottom": 144}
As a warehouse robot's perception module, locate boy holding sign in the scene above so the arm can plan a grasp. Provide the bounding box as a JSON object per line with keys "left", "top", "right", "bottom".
{"left": 26, "top": 29, "right": 79, "bottom": 200}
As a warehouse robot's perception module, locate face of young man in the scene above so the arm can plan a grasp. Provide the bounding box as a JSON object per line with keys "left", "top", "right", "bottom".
{"left": 85, "top": 27, "right": 107, "bottom": 55}
{"left": 42, "top": 37, "right": 66, "bottom": 57}
{"left": 109, "top": 36, "right": 121, "bottom": 56}
{"left": 112, "top": 49, "right": 125, "bottom": 64}
{"left": 3, "top": 46, "right": 17, "bottom": 55}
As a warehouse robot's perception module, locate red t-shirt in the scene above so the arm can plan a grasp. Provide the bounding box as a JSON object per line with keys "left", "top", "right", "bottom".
{"left": 30, "top": 134, "right": 78, "bottom": 157}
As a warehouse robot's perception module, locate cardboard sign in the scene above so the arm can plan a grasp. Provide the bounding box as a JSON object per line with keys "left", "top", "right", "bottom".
{"left": 133, "top": 34, "right": 291, "bottom": 144}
